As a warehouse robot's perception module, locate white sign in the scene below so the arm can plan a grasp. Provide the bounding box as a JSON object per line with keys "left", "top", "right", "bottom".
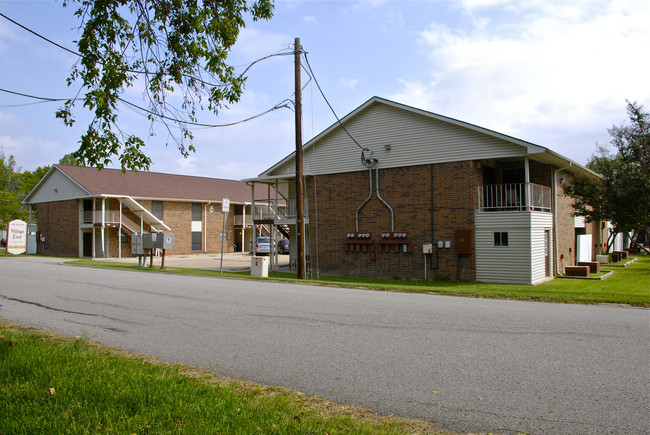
{"left": 7, "top": 219, "right": 27, "bottom": 255}
{"left": 222, "top": 198, "right": 230, "bottom": 213}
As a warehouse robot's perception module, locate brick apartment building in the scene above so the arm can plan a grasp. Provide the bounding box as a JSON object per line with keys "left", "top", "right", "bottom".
{"left": 247, "top": 97, "right": 606, "bottom": 285}
{"left": 24, "top": 165, "right": 278, "bottom": 258}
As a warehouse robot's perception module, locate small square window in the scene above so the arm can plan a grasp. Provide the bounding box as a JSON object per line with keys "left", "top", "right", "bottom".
{"left": 494, "top": 232, "right": 509, "bottom": 246}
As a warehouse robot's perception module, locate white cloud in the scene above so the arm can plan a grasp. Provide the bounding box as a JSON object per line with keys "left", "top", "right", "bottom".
{"left": 457, "top": 0, "right": 514, "bottom": 11}
{"left": 391, "top": 0, "right": 650, "bottom": 163}
{"left": 340, "top": 77, "right": 360, "bottom": 89}
{"left": 0, "top": 134, "right": 71, "bottom": 170}
{"left": 231, "top": 27, "right": 291, "bottom": 61}
{"left": 0, "top": 19, "right": 18, "bottom": 53}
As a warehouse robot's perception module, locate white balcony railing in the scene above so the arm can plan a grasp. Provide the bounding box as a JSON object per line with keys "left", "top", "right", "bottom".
{"left": 285, "top": 198, "right": 309, "bottom": 219}
{"left": 82, "top": 210, "right": 142, "bottom": 233}
{"left": 478, "top": 183, "right": 551, "bottom": 212}
{"left": 252, "top": 203, "right": 292, "bottom": 221}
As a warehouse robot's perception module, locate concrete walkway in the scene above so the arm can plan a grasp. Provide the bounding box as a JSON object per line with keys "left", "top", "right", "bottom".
{"left": 99, "top": 252, "right": 291, "bottom": 273}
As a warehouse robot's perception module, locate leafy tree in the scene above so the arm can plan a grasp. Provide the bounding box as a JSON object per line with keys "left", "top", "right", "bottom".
{"left": 57, "top": 0, "right": 274, "bottom": 171}
{"left": 20, "top": 166, "right": 51, "bottom": 196}
{"left": 0, "top": 150, "right": 52, "bottom": 229}
{"left": 0, "top": 151, "right": 24, "bottom": 229}
{"left": 58, "top": 153, "right": 84, "bottom": 166}
{"left": 565, "top": 101, "right": 650, "bottom": 254}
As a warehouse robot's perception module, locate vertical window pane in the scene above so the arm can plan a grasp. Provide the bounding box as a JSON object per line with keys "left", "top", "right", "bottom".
{"left": 191, "top": 232, "right": 201, "bottom": 251}
{"left": 151, "top": 201, "right": 163, "bottom": 220}
{"left": 192, "top": 203, "right": 202, "bottom": 221}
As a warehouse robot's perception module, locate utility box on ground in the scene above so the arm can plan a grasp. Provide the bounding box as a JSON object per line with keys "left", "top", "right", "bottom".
{"left": 142, "top": 232, "right": 174, "bottom": 250}
{"left": 142, "top": 232, "right": 158, "bottom": 250}
{"left": 251, "top": 256, "right": 269, "bottom": 278}
{"left": 161, "top": 234, "right": 174, "bottom": 250}
{"left": 132, "top": 234, "right": 145, "bottom": 255}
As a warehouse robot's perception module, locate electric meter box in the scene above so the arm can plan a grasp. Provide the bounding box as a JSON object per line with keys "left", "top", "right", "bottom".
{"left": 142, "top": 232, "right": 158, "bottom": 249}
{"left": 161, "top": 234, "right": 174, "bottom": 249}
{"left": 132, "top": 234, "right": 145, "bottom": 255}
{"left": 142, "top": 232, "right": 174, "bottom": 250}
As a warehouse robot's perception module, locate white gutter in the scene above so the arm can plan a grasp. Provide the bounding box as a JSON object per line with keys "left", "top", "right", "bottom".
{"left": 204, "top": 201, "right": 212, "bottom": 253}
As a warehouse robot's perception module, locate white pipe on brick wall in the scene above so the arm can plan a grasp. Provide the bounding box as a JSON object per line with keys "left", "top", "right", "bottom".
{"left": 355, "top": 166, "right": 373, "bottom": 232}
{"left": 375, "top": 163, "right": 394, "bottom": 232}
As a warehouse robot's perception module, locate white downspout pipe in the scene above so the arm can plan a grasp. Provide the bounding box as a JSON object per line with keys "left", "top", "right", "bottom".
{"left": 204, "top": 201, "right": 212, "bottom": 253}
{"left": 553, "top": 162, "right": 572, "bottom": 275}
{"left": 241, "top": 204, "right": 246, "bottom": 253}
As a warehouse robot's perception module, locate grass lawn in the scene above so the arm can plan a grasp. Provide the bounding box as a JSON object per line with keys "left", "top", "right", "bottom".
{"left": 0, "top": 322, "right": 448, "bottom": 434}
{"left": 67, "top": 254, "right": 650, "bottom": 307}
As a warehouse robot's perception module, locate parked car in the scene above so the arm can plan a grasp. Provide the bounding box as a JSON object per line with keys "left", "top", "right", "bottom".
{"left": 278, "top": 239, "right": 290, "bottom": 254}
{"left": 255, "top": 237, "right": 275, "bottom": 255}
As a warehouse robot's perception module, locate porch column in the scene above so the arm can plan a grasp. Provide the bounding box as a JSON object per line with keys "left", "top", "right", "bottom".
{"left": 274, "top": 179, "right": 280, "bottom": 272}
{"left": 251, "top": 183, "right": 256, "bottom": 255}
{"left": 119, "top": 199, "right": 123, "bottom": 259}
{"left": 241, "top": 205, "right": 246, "bottom": 253}
{"left": 101, "top": 197, "right": 106, "bottom": 258}
{"left": 524, "top": 157, "right": 530, "bottom": 209}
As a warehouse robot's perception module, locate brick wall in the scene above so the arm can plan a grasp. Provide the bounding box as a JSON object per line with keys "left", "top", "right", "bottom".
{"left": 308, "top": 161, "right": 479, "bottom": 280}
{"left": 37, "top": 200, "right": 79, "bottom": 256}
{"left": 152, "top": 201, "right": 234, "bottom": 255}
{"left": 204, "top": 203, "right": 234, "bottom": 253}
{"left": 555, "top": 170, "right": 577, "bottom": 273}
{"left": 36, "top": 198, "right": 238, "bottom": 258}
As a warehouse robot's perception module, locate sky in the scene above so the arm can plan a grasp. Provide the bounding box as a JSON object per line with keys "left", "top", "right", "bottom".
{"left": 1, "top": 0, "right": 649, "bottom": 180}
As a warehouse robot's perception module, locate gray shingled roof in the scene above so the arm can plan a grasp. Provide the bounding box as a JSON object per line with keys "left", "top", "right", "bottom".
{"left": 56, "top": 165, "right": 277, "bottom": 203}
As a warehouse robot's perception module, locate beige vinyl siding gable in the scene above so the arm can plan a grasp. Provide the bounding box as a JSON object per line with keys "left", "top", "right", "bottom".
{"left": 269, "top": 102, "right": 529, "bottom": 178}
{"left": 25, "top": 168, "right": 89, "bottom": 203}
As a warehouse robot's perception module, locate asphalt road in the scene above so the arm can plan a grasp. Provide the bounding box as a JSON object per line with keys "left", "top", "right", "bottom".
{"left": 1, "top": 257, "right": 648, "bottom": 434}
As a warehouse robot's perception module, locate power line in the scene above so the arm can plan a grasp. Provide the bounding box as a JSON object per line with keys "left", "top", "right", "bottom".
{"left": 0, "top": 87, "right": 72, "bottom": 102}
{"left": 117, "top": 97, "right": 292, "bottom": 128}
{"left": 0, "top": 12, "right": 80, "bottom": 57}
{"left": 302, "top": 51, "right": 365, "bottom": 151}
{"left": 0, "top": 12, "right": 292, "bottom": 90}
{"left": 0, "top": 87, "right": 291, "bottom": 128}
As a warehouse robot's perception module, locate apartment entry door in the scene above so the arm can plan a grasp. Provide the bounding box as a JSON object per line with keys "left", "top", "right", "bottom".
{"left": 82, "top": 231, "right": 92, "bottom": 257}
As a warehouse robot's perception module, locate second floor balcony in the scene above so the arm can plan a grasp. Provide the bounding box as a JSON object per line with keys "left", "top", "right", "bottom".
{"left": 478, "top": 183, "right": 552, "bottom": 212}
{"left": 82, "top": 210, "right": 143, "bottom": 233}
{"left": 251, "top": 199, "right": 308, "bottom": 225}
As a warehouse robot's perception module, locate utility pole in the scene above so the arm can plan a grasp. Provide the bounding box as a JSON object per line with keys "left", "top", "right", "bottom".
{"left": 294, "top": 37, "right": 306, "bottom": 279}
